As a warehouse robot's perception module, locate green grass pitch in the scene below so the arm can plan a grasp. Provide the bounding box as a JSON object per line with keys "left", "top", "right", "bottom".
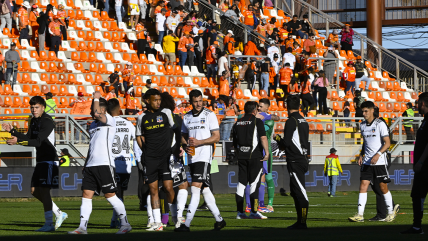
{"left": 0, "top": 191, "right": 426, "bottom": 240}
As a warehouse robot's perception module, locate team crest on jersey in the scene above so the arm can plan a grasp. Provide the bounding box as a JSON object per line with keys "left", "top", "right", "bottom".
{"left": 157, "top": 116, "right": 163, "bottom": 123}
{"left": 200, "top": 118, "right": 205, "bottom": 124}
{"left": 372, "top": 128, "right": 376, "bottom": 133}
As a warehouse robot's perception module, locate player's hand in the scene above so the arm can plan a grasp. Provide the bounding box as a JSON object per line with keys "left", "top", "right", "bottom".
{"left": 358, "top": 155, "right": 363, "bottom": 166}
{"left": 256, "top": 113, "right": 264, "bottom": 120}
{"left": 184, "top": 146, "right": 192, "bottom": 155}
{"left": 188, "top": 138, "right": 202, "bottom": 147}
{"left": 179, "top": 147, "right": 184, "bottom": 157}
{"left": 414, "top": 160, "right": 424, "bottom": 173}
{"left": 261, "top": 153, "right": 269, "bottom": 162}
{"left": 6, "top": 136, "right": 17, "bottom": 145}
{"left": 93, "top": 91, "right": 101, "bottom": 99}
{"left": 2, "top": 123, "right": 13, "bottom": 132}
{"left": 371, "top": 153, "right": 380, "bottom": 164}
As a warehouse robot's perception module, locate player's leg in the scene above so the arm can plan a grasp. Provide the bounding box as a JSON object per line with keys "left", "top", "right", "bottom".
{"left": 349, "top": 165, "right": 370, "bottom": 222}
{"left": 236, "top": 159, "right": 249, "bottom": 218}
{"left": 266, "top": 148, "right": 275, "bottom": 211}
{"left": 147, "top": 180, "right": 163, "bottom": 230}
{"left": 175, "top": 181, "right": 188, "bottom": 227}
{"left": 401, "top": 174, "right": 427, "bottom": 234}
{"left": 287, "top": 162, "right": 309, "bottom": 228}
{"left": 248, "top": 158, "right": 265, "bottom": 219}
{"left": 159, "top": 187, "right": 170, "bottom": 226}
{"left": 257, "top": 163, "right": 269, "bottom": 213}
{"left": 32, "top": 187, "right": 55, "bottom": 231}
{"left": 370, "top": 177, "right": 387, "bottom": 221}
{"left": 375, "top": 166, "right": 396, "bottom": 222}
{"left": 245, "top": 184, "right": 251, "bottom": 212}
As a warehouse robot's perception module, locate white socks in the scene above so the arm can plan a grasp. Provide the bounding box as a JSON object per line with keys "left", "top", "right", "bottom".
{"left": 176, "top": 189, "right": 188, "bottom": 218}
{"left": 185, "top": 186, "right": 201, "bottom": 227}
{"left": 107, "top": 195, "right": 129, "bottom": 226}
{"left": 202, "top": 188, "right": 223, "bottom": 222}
{"left": 79, "top": 198, "right": 92, "bottom": 230}
{"left": 153, "top": 208, "right": 161, "bottom": 224}
{"left": 147, "top": 195, "right": 154, "bottom": 223}
{"left": 357, "top": 193, "right": 367, "bottom": 215}
{"left": 383, "top": 191, "right": 394, "bottom": 214}
{"left": 52, "top": 201, "right": 62, "bottom": 217}
{"left": 44, "top": 211, "right": 53, "bottom": 226}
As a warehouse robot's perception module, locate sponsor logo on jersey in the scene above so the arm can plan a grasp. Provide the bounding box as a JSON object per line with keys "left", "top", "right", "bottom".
{"left": 240, "top": 146, "right": 250, "bottom": 152}
{"left": 157, "top": 116, "right": 163, "bottom": 123}
{"left": 145, "top": 120, "right": 149, "bottom": 124}
{"left": 236, "top": 121, "right": 252, "bottom": 125}
{"left": 189, "top": 126, "right": 205, "bottom": 130}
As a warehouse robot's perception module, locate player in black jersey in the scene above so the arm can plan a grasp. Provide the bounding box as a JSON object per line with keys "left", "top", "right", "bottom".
{"left": 136, "top": 88, "right": 176, "bottom": 231}
{"left": 3, "top": 96, "right": 67, "bottom": 232}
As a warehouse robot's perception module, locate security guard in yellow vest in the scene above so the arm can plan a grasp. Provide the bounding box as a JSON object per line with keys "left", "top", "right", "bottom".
{"left": 402, "top": 102, "right": 415, "bottom": 142}
{"left": 59, "top": 148, "right": 71, "bottom": 166}
{"left": 324, "top": 148, "right": 343, "bottom": 197}
{"left": 45, "top": 92, "right": 57, "bottom": 118}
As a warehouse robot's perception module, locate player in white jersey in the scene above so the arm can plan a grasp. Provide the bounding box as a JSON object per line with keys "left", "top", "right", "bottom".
{"left": 175, "top": 89, "right": 226, "bottom": 232}
{"left": 109, "top": 107, "right": 142, "bottom": 228}
{"left": 348, "top": 101, "right": 396, "bottom": 223}
{"left": 68, "top": 93, "right": 132, "bottom": 235}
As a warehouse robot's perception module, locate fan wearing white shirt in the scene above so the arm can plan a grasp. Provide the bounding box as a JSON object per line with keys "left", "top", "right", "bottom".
{"left": 282, "top": 47, "right": 296, "bottom": 70}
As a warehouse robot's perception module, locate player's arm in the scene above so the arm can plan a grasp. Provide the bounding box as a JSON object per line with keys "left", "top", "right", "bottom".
{"left": 358, "top": 141, "right": 365, "bottom": 166}
{"left": 135, "top": 114, "right": 146, "bottom": 150}
{"left": 271, "top": 115, "right": 280, "bottom": 121}
{"left": 6, "top": 118, "right": 54, "bottom": 146}
{"left": 163, "top": 109, "right": 177, "bottom": 129}
{"left": 92, "top": 91, "right": 107, "bottom": 124}
{"left": 257, "top": 119, "right": 269, "bottom": 161}
{"left": 371, "top": 123, "right": 391, "bottom": 164}
{"left": 188, "top": 112, "right": 220, "bottom": 147}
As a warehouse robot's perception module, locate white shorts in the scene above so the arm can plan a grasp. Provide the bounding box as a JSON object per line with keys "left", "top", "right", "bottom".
{"left": 130, "top": 6, "right": 140, "bottom": 15}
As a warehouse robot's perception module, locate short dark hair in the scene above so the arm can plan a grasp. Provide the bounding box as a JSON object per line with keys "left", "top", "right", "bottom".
{"left": 143, "top": 88, "right": 161, "bottom": 100}
{"left": 107, "top": 98, "right": 120, "bottom": 113}
{"left": 29, "top": 96, "right": 46, "bottom": 107}
{"left": 286, "top": 95, "right": 300, "bottom": 110}
{"left": 285, "top": 63, "right": 290, "bottom": 66}
{"left": 361, "top": 101, "right": 375, "bottom": 109}
{"left": 374, "top": 106, "right": 379, "bottom": 118}
{"left": 418, "top": 92, "right": 428, "bottom": 108}
{"left": 293, "top": 14, "right": 298, "bottom": 18}
{"left": 189, "top": 89, "right": 203, "bottom": 103}
{"left": 287, "top": 47, "right": 293, "bottom": 53}
{"left": 90, "top": 98, "right": 108, "bottom": 117}
{"left": 244, "top": 101, "right": 258, "bottom": 114}
{"left": 259, "top": 98, "right": 270, "bottom": 106}
{"left": 406, "top": 102, "right": 413, "bottom": 108}
{"left": 160, "top": 92, "right": 175, "bottom": 112}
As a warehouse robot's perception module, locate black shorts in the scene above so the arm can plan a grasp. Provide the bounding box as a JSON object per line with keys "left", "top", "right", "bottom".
{"left": 142, "top": 153, "right": 172, "bottom": 184}
{"left": 31, "top": 162, "right": 59, "bottom": 189}
{"left": 115, "top": 173, "right": 131, "bottom": 191}
{"left": 411, "top": 173, "right": 428, "bottom": 198}
{"left": 360, "top": 165, "right": 391, "bottom": 183}
{"left": 82, "top": 166, "right": 117, "bottom": 194}
{"left": 189, "top": 162, "right": 211, "bottom": 187}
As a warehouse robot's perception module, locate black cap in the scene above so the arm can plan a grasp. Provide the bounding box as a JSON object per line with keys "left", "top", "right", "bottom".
{"left": 273, "top": 53, "right": 279, "bottom": 58}
{"left": 406, "top": 102, "right": 413, "bottom": 107}
{"left": 303, "top": 14, "right": 308, "bottom": 18}
{"left": 45, "top": 92, "right": 53, "bottom": 97}
{"left": 330, "top": 148, "right": 337, "bottom": 153}
{"left": 61, "top": 148, "right": 70, "bottom": 155}
{"left": 213, "top": 20, "right": 217, "bottom": 23}
{"left": 146, "top": 79, "right": 152, "bottom": 84}
{"left": 172, "top": 9, "right": 178, "bottom": 14}
{"left": 10, "top": 42, "right": 16, "bottom": 47}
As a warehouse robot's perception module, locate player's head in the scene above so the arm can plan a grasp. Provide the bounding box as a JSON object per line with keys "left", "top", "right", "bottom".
{"left": 244, "top": 101, "right": 258, "bottom": 115}
{"left": 258, "top": 98, "right": 270, "bottom": 113}
{"left": 29, "top": 96, "right": 46, "bottom": 118}
{"left": 160, "top": 92, "right": 175, "bottom": 112}
{"left": 418, "top": 92, "right": 428, "bottom": 115}
{"left": 143, "top": 88, "right": 162, "bottom": 111}
{"left": 90, "top": 98, "right": 108, "bottom": 118}
{"left": 361, "top": 101, "right": 375, "bottom": 121}
{"left": 107, "top": 98, "right": 121, "bottom": 116}
{"left": 286, "top": 95, "right": 300, "bottom": 112}
{"left": 189, "top": 89, "right": 203, "bottom": 112}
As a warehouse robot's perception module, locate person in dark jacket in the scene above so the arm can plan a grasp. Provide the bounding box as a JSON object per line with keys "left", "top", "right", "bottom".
{"left": 275, "top": 95, "right": 310, "bottom": 229}
{"left": 2, "top": 96, "right": 68, "bottom": 232}
{"left": 36, "top": 11, "right": 49, "bottom": 52}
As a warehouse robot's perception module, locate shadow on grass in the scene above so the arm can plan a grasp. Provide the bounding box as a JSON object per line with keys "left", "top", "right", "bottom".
{"left": 0, "top": 224, "right": 426, "bottom": 241}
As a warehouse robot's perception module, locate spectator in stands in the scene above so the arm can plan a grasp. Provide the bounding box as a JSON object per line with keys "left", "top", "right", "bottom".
{"left": 5, "top": 42, "right": 19, "bottom": 89}
{"left": 207, "top": 27, "right": 218, "bottom": 46}
{"left": 69, "top": 92, "right": 87, "bottom": 143}
{"left": 219, "top": 70, "right": 229, "bottom": 96}
{"left": 288, "top": 76, "right": 299, "bottom": 96}
{"left": 135, "top": 20, "right": 148, "bottom": 58}
{"left": 279, "top": 62, "right": 292, "bottom": 94}
{"left": 0, "top": 0, "right": 12, "bottom": 33}
{"left": 282, "top": 47, "right": 296, "bottom": 70}
{"left": 256, "top": 18, "right": 267, "bottom": 37}
{"left": 166, "top": 9, "right": 180, "bottom": 33}
{"left": 155, "top": 8, "right": 167, "bottom": 43}
{"left": 340, "top": 24, "right": 354, "bottom": 52}
{"left": 125, "top": 87, "right": 138, "bottom": 115}
{"left": 29, "top": 5, "right": 39, "bottom": 44}
{"left": 402, "top": 102, "right": 415, "bottom": 142}
{"left": 344, "top": 61, "right": 356, "bottom": 95}
{"left": 323, "top": 46, "right": 338, "bottom": 87}
{"left": 18, "top": 1, "right": 30, "bottom": 44}
{"left": 243, "top": 39, "right": 261, "bottom": 56}
{"left": 218, "top": 51, "right": 229, "bottom": 79}
{"left": 57, "top": 4, "right": 67, "bottom": 40}
{"left": 271, "top": 53, "right": 280, "bottom": 90}
{"left": 267, "top": 40, "right": 280, "bottom": 64}
{"left": 245, "top": 59, "right": 257, "bottom": 89}
{"left": 139, "top": 0, "right": 147, "bottom": 22}
{"left": 109, "top": 68, "right": 120, "bottom": 96}
{"left": 343, "top": 101, "right": 351, "bottom": 125}
{"left": 287, "top": 15, "right": 302, "bottom": 38}
{"left": 178, "top": 31, "right": 191, "bottom": 69}
{"left": 142, "top": 79, "right": 151, "bottom": 95}
{"left": 129, "top": 0, "right": 140, "bottom": 30}
{"left": 122, "top": 62, "right": 135, "bottom": 92}
{"left": 36, "top": 11, "right": 48, "bottom": 52}
{"left": 327, "top": 29, "right": 340, "bottom": 50}
{"left": 0, "top": 51, "right": 4, "bottom": 82}
{"left": 218, "top": 95, "right": 234, "bottom": 141}
{"left": 228, "top": 96, "right": 240, "bottom": 115}
{"left": 206, "top": 41, "right": 219, "bottom": 82}
{"left": 243, "top": 4, "right": 255, "bottom": 30}
{"left": 313, "top": 70, "right": 329, "bottom": 115}
{"left": 300, "top": 14, "right": 313, "bottom": 39}
{"left": 115, "top": 0, "right": 125, "bottom": 25}
{"left": 260, "top": 57, "right": 270, "bottom": 93}
{"left": 224, "top": 4, "right": 239, "bottom": 21}
{"left": 48, "top": 16, "right": 62, "bottom": 56}
{"left": 181, "top": 19, "right": 193, "bottom": 37}
{"left": 354, "top": 56, "right": 371, "bottom": 92}
{"left": 193, "top": 29, "right": 204, "bottom": 73}
{"left": 163, "top": 30, "right": 179, "bottom": 68}
{"left": 211, "top": 100, "right": 219, "bottom": 114}
{"left": 354, "top": 90, "right": 364, "bottom": 118}
{"left": 106, "top": 86, "right": 117, "bottom": 101}
{"left": 304, "top": 33, "right": 316, "bottom": 54}
{"left": 300, "top": 76, "right": 313, "bottom": 117}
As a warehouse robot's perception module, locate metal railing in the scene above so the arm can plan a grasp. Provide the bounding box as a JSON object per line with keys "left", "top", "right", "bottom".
{"left": 274, "top": 0, "right": 428, "bottom": 93}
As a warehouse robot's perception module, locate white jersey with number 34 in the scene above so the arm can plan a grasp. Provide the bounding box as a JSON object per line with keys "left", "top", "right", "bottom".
{"left": 113, "top": 116, "right": 137, "bottom": 174}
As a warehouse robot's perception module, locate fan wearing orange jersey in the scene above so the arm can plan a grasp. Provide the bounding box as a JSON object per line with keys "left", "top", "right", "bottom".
{"left": 106, "top": 86, "right": 117, "bottom": 101}
{"left": 122, "top": 62, "right": 135, "bottom": 93}
{"left": 279, "top": 63, "right": 293, "bottom": 94}
{"left": 125, "top": 87, "right": 138, "bottom": 115}
{"left": 287, "top": 77, "right": 300, "bottom": 96}
{"left": 344, "top": 61, "right": 357, "bottom": 95}
{"left": 300, "top": 76, "right": 314, "bottom": 116}
{"left": 18, "top": 2, "right": 30, "bottom": 43}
